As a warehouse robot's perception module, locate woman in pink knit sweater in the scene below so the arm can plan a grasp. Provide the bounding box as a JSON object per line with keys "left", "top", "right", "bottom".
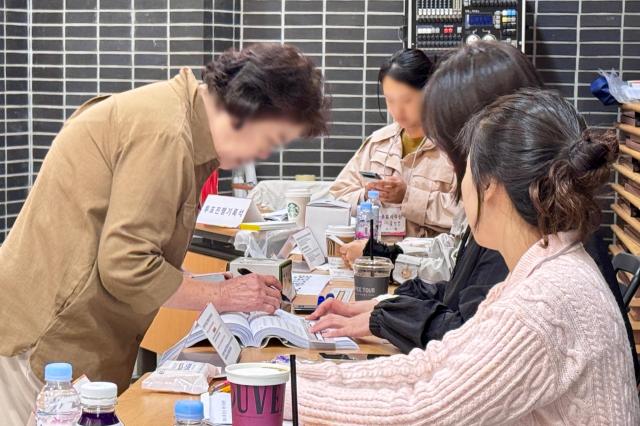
{"left": 288, "top": 89, "right": 640, "bottom": 424}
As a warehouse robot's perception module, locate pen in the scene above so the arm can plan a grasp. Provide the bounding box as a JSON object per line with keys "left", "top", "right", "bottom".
{"left": 237, "top": 268, "right": 291, "bottom": 303}
{"left": 290, "top": 354, "right": 299, "bottom": 426}
{"left": 210, "top": 380, "right": 230, "bottom": 394}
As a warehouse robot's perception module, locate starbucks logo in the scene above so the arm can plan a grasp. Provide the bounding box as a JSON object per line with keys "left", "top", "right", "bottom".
{"left": 287, "top": 202, "right": 300, "bottom": 218}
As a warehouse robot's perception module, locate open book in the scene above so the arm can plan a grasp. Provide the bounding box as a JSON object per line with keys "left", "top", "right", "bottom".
{"left": 220, "top": 309, "right": 358, "bottom": 350}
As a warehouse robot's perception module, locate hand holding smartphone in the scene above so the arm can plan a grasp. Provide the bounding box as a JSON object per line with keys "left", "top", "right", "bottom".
{"left": 359, "top": 171, "right": 382, "bottom": 182}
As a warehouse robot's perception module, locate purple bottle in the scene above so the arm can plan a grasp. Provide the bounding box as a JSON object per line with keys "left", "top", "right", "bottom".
{"left": 77, "top": 382, "right": 124, "bottom": 426}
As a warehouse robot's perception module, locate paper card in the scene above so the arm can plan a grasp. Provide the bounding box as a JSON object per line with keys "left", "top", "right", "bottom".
{"left": 380, "top": 206, "right": 406, "bottom": 237}
{"left": 197, "top": 195, "right": 263, "bottom": 228}
{"left": 292, "top": 273, "right": 331, "bottom": 296}
{"left": 197, "top": 304, "right": 242, "bottom": 366}
{"left": 292, "top": 228, "right": 326, "bottom": 270}
{"left": 159, "top": 304, "right": 241, "bottom": 367}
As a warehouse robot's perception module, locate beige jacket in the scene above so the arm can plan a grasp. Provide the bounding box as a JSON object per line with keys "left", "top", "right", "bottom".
{"left": 330, "top": 122, "right": 460, "bottom": 237}
{"left": 0, "top": 68, "right": 218, "bottom": 392}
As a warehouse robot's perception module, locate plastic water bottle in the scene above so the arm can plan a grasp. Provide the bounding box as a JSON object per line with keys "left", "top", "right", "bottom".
{"left": 367, "top": 190, "right": 382, "bottom": 239}
{"left": 35, "top": 363, "right": 81, "bottom": 426}
{"left": 355, "top": 201, "right": 372, "bottom": 239}
{"left": 174, "top": 400, "right": 205, "bottom": 426}
{"left": 77, "top": 382, "right": 123, "bottom": 425}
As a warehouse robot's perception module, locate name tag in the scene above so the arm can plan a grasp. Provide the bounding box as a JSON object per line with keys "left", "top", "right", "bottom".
{"left": 380, "top": 207, "right": 406, "bottom": 237}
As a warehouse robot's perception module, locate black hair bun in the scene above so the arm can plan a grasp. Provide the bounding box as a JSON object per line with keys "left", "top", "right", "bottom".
{"left": 568, "top": 129, "right": 619, "bottom": 176}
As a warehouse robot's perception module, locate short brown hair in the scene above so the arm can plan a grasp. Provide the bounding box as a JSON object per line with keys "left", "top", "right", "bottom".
{"left": 461, "top": 88, "right": 618, "bottom": 242}
{"left": 202, "top": 43, "right": 330, "bottom": 137}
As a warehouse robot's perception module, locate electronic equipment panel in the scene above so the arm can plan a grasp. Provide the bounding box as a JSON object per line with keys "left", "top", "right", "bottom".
{"left": 408, "top": 1, "right": 524, "bottom": 55}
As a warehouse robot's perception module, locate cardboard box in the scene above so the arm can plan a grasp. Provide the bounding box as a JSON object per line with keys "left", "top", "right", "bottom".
{"left": 304, "top": 199, "right": 352, "bottom": 255}
{"left": 229, "top": 257, "right": 294, "bottom": 303}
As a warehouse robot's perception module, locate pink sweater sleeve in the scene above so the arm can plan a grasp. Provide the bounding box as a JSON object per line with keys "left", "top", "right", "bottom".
{"left": 293, "top": 306, "right": 557, "bottom": 425}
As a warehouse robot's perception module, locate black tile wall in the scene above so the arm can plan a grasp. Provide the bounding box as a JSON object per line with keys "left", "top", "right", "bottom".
{"left": 1, "top": 0, "right": 638, "bottom": 243}
{"left": 0, "top": 0, "right": 240, "bottom": 243}
{"left": 3, "top": 0, "right": 30, "bottom": 242}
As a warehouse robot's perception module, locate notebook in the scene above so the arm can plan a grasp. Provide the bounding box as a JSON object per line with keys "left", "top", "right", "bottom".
{"left": 220, "top": 309, "right": 358, "bottom": 350}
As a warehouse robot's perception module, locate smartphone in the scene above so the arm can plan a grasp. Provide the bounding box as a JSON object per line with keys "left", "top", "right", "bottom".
{"left": 319, "top": 352, "right": 390, "bottom": 361}
{"left": 359, "top": 171, "right": 382, "bottom": 181}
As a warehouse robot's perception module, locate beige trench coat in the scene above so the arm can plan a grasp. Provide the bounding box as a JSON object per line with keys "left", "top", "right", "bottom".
{"left": 330, "top": 122, "right": 460, "bottom": 237}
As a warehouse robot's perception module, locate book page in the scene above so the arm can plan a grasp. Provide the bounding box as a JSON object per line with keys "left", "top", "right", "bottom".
{"left": 220, "top": 312, "right": 251, "bottom": 330}
{"left": 249, "top": 310, "right": 308, "bottom": 341}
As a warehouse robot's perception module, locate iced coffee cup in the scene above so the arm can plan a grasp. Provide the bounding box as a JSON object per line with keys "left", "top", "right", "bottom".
{"left": 353, "top": 256, "right": 393, "bottom": 300}
{"left": 226, "top": 362, "right": 290, "bottom": 426}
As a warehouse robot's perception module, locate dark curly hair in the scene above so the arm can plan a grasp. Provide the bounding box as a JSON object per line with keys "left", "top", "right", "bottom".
{"left": 202, "top": 43, "right": 330, "bottom": 137}
{"left": 460, "top": 88, "right": 618, "bottom": 242}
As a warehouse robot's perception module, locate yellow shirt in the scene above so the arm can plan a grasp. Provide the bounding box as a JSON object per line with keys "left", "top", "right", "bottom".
{"left": 401, "top": 131, "right": 425, "bottom": 158}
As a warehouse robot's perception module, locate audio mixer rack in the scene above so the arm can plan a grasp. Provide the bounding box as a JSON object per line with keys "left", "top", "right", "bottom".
{"left": 407, "top": 0, "right": 525, "bottom": 55}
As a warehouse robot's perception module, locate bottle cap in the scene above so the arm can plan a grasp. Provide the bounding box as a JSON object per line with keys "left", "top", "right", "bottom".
{"left": 44, "top": 363, "right": 72, "bottom": 382}
{"left": 360, "top": 201, "right": 372, "bottom": 211}
{"left": 367, "top": 190, "right": 379, "bottom": 199}
{"left": 80, "top": 382, "right": 118, "bottom": 406}
{"left": 174, "top": 400, "right": 204, "bottom": 421}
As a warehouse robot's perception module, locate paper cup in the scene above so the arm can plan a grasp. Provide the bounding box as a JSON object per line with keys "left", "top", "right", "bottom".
{"left": 226, "top": 363, "right": 290, "bottom": 426}
{"left": 326, "top": 225, "right": 356, "bottom": 268}
{"left": 285, "top": 190, "right": 311, "bottom": 227}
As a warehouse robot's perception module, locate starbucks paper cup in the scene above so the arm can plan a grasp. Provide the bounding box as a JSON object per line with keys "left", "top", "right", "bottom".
{"left": 285, "top": 190, "right": 311, "bottom": 227}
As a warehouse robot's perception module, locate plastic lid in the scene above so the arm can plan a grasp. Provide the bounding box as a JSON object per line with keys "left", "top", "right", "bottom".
{"left": 226, "top": 363, "right": 290, "bottom": 386}
{"left": 367, "top": 190, "right": 380, "bottom": 199}
{"left": 174, "top": 400, "right": 204, "bottom": 421}
{"left": 285, "top": 188, "right": 311, "bottom": 196}
{"left": 80, "top": 382, "right": 117, "bottom": 406}
{"left": 44, "top": 363, "right": 73, "bottom": 382}
{"left": 353, "top": 256, "right": 394, "bottom": 275}
{"left": 359, "top": 201, "right": 372, "bottom": 211}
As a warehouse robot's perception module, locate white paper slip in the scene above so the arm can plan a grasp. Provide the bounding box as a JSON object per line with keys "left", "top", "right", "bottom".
{"left": 329, "top": 266, "right": 355, "bottom": 280}
{"left": 159, "top": 303, "right": 241, "bottom": 367}
{"left": 293, "top": 228, "right": 326, "bottom": 269}
{"left": 293, "top": 273, "right": 331, "bottom": 296}
{"left": 201, "top": 391, "right": 232, "bottom": 425}
{"left": 197, "top": 195, "right": 263, "bottom": 228}
{"left": 197, "top": 304, "right": 242, "bottom": 366}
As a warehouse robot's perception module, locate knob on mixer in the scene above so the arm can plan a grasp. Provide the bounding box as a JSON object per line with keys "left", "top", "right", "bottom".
{"left": 482, "top": 33, "right": 497, "bottom": 41}
{"left": 465, "top": 34, "right": 481, "bottom": 44}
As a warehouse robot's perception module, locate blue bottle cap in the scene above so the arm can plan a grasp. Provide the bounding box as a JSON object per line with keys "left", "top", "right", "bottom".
{"left": 317, "top": 295, "right": 325, "bottom": 305}
{"left": 44, "top": 363, "right": 73, "bottom": 382}
{"left": 360, "top": 201, "right": 372, "bottom": 211}
{"left": 325, "top": 293, "right": 335, "bottom": 299}
{"left": 367, "top": 190, "right": 379, "bottom": 199}
{"left": 175, "top": 400, "right": 204, "bottom": 421}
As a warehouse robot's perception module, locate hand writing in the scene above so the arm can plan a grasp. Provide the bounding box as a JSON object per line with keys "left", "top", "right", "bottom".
{"left": 219, "top": 273, "right": 282, "bottom": 314}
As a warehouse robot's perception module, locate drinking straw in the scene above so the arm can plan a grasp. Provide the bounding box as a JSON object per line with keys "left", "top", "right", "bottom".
{"left": 290, "top": 354, "right": 299, "bottom": 426}
{"left": 369, "top": 219, "right": 374, "bottom": 262}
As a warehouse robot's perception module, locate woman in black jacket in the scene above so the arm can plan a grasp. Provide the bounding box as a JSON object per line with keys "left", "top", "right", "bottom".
{"left": 310, "top": 42, "right": 640, "bottom": 382}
